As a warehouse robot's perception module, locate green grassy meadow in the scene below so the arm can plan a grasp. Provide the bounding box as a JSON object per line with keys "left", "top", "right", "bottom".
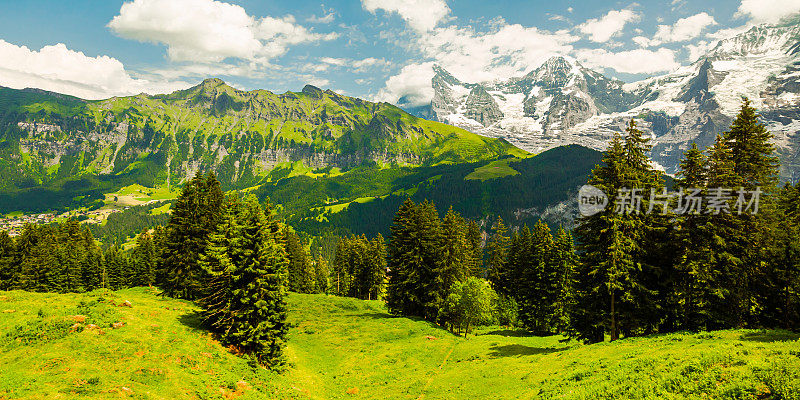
{"left": 1, "top": 289, "right": 798, "bottom": 399}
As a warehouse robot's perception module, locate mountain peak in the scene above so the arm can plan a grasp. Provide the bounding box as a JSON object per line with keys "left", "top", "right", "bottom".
{"left": 201, "top": 78, "right": 226, "bottom": 87}
{"left": 301, "top": 84, "right": 324, "bottom": 98}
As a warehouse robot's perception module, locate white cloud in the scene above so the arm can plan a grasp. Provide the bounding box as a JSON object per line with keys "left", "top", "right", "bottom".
{"left": 375, "top": 19, "right": 577, "bottom": 106}
{"left": 417, "top": 24, "right": 577, "bottom": 83}
{"left": 736, "top": 0, "right": 800, "bottom": 23}
{"left": 0, "top": 40, "right": 189, "bottom": 100}
{"left": 374, "top": 62, "right": 435, "bottom": 106}
{"left": 306, "top": 77, "right": 330, "bottom": 87}
{"left": 706, "top": 25, "right": 750, "bottom": 40}
{"left": 576, "top": 48, "right": 680, "bottom": 74}
{"left": 649, "top": 13, "right": 717, "bottom": 45}
{"left": 577, "top": 9, "right": 640, "bottom": 42}
{"left": 316, "top": 56, "right": 389, "bottom": 73}
{"left": 361, "top": 0, "right": 450, "bottom": 32}
{"left": 686, "top": 40, "right": 713, "bottom": 62}
{"left": 307, "top": 12, "right": 335, "bottom": 24}
{"left": 108, "top": 0, "right": 336, "bottom": 64}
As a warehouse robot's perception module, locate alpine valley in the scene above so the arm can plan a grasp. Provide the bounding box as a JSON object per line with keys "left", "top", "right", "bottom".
{"left": 0, "top": 78, "right": 600, "bottom": 239}
{"left": 405, "top": 18, "right": 800, "bottom": 180}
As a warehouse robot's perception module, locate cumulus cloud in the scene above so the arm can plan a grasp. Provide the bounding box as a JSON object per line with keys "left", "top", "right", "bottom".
{"left": 373, "top": 22, "right": 577, "bottom": 106}
{"left": 375, "top": 20, "right": 577, "bottom": 106}
{"left": 575, "top": 48, "right": 680, "bottom": 74}
{"left": 649, "top": 13, "right": 717, "bottom": 46}
{"left": 736, "top": 0, "right": 800, "bottom": 23}
{"left": 418, "top": 24, "right": 577, "bottom": 83}
{"left": 361, "top": 0, "right": 450, "bottom": 32}
{"left": 0, "top": 40, "right": 189, "bottom": 100}
{"left": 374, "top": 62, "right": 435, "bottom": 106}
{"left": 633, "top": 13, "right": 717, "bottom": 47}
{"left": 108, "top": 0, "right": 336, "bottom": 64}
{"left": 577, "top": 9, "right": 640, "bottom": 42}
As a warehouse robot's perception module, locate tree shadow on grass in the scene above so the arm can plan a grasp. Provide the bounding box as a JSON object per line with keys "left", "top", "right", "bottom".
{"left": 177, "top": 311, "right": 207, "bottom": 333}
{"left": 487, "top": 344, "right": 569, "bottom": 358}
{"left": 739, "top": 330, "right": 800, "bottom": 342}
{"left": 481, "top": 329, "right": 536, "bottom": 338}
{"left": 352, "top": 312, "right": 395, "bottom": 319}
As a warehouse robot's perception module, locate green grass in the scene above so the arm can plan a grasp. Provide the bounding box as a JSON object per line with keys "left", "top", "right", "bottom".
{"left": 1, "top": 290, "right": 798, "bottom": 399}
{"left": 465, "top": 158, "right": 520, "bottom": 181}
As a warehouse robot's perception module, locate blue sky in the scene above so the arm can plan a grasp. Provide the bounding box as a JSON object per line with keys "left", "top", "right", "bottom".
{"left": 0, "top": 0, "right": 797, "bottom": 104}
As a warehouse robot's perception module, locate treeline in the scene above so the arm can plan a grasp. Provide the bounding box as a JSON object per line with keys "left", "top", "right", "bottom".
{"left": 569, "top": 100, "right": 800, "bottom": 342}
{"left": 332, "top": 234, "right": 386, "bottom": 300}
{"left": 91, "top": 201, "right": 170, "bottom": 247}
{"left": 0, "top": 220, "right": 161, "bottom": 292}
{"left": 486, "top": 219, "right": 576, "bottom": 333}
{"left": 385, "top": 200, "right": 490, "bottom": 334}
{"left": 376, "top": 99, "right": 800, "bottom": 342}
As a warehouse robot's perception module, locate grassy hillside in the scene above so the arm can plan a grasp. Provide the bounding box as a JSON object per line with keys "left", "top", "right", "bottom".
{"left": 0, "top": 81, "right": 524, "bottom": 208}
{"left": 1, "top": 289, "right": 798, "bottom": 399}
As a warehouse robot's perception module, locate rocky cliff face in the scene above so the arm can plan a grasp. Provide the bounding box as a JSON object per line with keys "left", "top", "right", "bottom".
{"left": 409, "top": 19, "right": 800, "bottom": 180}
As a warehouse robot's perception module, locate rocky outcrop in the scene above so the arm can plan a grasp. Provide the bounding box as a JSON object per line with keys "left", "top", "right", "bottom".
{"left": 464, "top": 86, "right": 503, "bottom": 127}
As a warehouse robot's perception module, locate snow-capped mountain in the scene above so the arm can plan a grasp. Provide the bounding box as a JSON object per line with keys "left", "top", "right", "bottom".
{"left": 409, "top": 19, "right": 800, "bottom": 180}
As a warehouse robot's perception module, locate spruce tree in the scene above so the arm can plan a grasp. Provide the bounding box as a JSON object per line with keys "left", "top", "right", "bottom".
{"left": 284, "top": 229, "right": 316, "bottom": 294}
{"left": 131, "top": 230, "right": 157, "bottom": 286}
{"left": 386, "top": 199, "right": 442, "bottom": 320}
{"left": 224, "top": 195, "right": 289, "bottom": 368}
{"left": 159, "top": 171, "right": 224, "bottom": 299}
{"left": 0, "top": 231, "right": 17, "bottom": 290}
{"left": 518, "top": 220, "right": 555, "bottom": 332}
{"left": 572, "top": 120, "right": 663, "bottom": 342}
{"left": 552, "top": 227, "right": 577, "bottom": 333}
{"left": 435, "top": 208, "right": 472, "bottom": 319}
{"left": 198, "top": 194, "right": 241, "bottom": 332}
{"left": 485, "top": 217, "right": 511, "bottom": 294}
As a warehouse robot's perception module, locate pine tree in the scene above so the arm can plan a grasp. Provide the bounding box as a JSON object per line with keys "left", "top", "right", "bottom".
{"left": 131, "top": 230, "right": 157, "bottom": 287}
{"left": 0, "top": 231, "right": 17, "bottom": 290}
{"left": 551, "top": 227, "right": 577, "bottom": 333}
{"left": 485, "top": 217, "right": 511, "bottom": 294}
{"left": 223, "top": 195, "right": 289, "bottom": 368}
{"left": 435, "top": 208, "right": 472, "bottom": 319}
{"left": 159, "top": 171, "right": 224, "bottom": 299}
{"left": 386, "top": 199, "right": 442, "bottom": 320}
{"left": 517, "top": 220, "right": 555, "bottom": 332}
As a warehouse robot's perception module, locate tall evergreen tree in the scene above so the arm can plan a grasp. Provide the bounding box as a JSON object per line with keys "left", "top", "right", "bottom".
{"left": 159, "top": 171, "right": 224, "bottom": 299}
{"left": 225, "top": 195, "right": 289, "bottom": 367}
{"left": 284, "top": 229, "right": 317, "bottom": 294}
{"left": 552, "top": 227, "right": 577, "bottom": 333}
{"left": 131, "top": 230, "right": 157, "bottom": 286}
{"left": 386, "top": 199, "right": 442, "bottom": 320}
{"left": 0, "top": 231, "right": 17, "bottom": 290}
{"left": 485, "top": 217, "right": 511, "bottom": 294}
